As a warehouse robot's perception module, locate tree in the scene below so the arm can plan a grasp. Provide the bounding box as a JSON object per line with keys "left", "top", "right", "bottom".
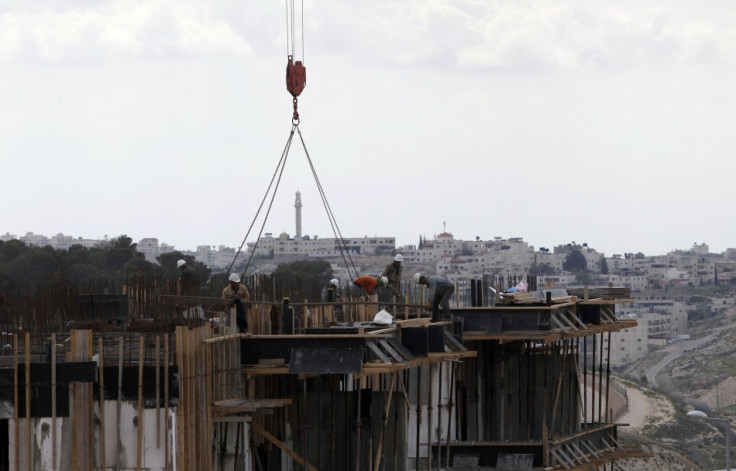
{"left": 562, "top": 249, "right": 587, "bottom": 272}
{"left": 0, "top": 236, "right": 178, "bottom": 295}
{"left": 529, "top": 263, "right": 556, "bottom": 276}
{"left": 597, "top": 256, "right": 609, "bottom": 274}
{"left": 274, "top": 260, "right": 333, "bottom": 289}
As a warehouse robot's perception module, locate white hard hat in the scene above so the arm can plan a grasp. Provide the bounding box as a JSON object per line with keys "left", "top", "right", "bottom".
{"left": 379, "top": 276, "right": 388, "bottom": 286}
{"left": 412, "top": 273, "right": 423, "bottom": 284}
{"left": 176, "top": 259, "right": 186, "bottom": 268}
{"left": 330, "top": 278, "right": 339, "bottom": 287}
{"left": 394, "top": 254, "right": 403, "bottom": 262}
{"left": 228, "top": 273, "right": 240, "bottom": 283}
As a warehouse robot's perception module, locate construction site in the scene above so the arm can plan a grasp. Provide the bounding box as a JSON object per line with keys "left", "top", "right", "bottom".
{"left": 0, "top": 274, "right": 648, "bottom": 471}
{"left": 0, "top": 2, "right": 652, "bottom": 471}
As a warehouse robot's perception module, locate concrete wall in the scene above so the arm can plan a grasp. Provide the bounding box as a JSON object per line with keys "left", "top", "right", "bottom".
{"left": 8, "top": 400, "right": 176, "bottom": 470}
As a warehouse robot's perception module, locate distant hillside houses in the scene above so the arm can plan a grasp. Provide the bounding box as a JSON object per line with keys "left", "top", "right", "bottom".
{"left": 1, "top": 232, "right": 99, "bottom": 250}
{"left": 246, "top": 233, "right": 396, "bottom": 259}
{"left": 5, "top": 231, "right": 736, "bottom": 287}
{"left": 401, "top": 234, "right": 736, "bottom": 290}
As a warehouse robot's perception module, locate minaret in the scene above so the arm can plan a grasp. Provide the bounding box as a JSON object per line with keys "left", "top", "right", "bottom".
{"left": 295, "top": 190, "right": 302, "bottom": 238}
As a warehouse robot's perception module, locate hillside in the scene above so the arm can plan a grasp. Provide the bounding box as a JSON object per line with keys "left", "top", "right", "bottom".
{"left": 616, "top": 298, "right": 736, "bottom": 470}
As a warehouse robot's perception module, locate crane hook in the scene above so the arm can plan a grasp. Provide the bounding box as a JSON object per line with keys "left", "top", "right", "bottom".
{"left": 286, "top": 55, "right": 306, "bottom": 121}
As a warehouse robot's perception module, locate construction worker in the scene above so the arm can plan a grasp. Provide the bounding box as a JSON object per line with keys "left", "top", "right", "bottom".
{"left": 353, "top": 276, "right": 388, "bottom": 296}
{"left": 321, "top": 278, "right": 341, "bottom": 302}
{"left": 414, "top": 273, "right": 455, "bottom": 322}
{"left": 177, "top": 259, "right": 198, "bottom": 296}
{"left": 177, "top": 259, "right": 202, "bottom": 318}
{"left": 381, "top": 254, "right": 403, "bottom": 301}
{"left": 321, "top": 278, "right": 343, "bottom": 321}
{"left": 222, "top": 273, "right": 251, "bottom": 333}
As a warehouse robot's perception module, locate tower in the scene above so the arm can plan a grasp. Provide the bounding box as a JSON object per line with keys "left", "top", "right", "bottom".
{"left": 295, "top": 190, "right": 302, "bottom": 238}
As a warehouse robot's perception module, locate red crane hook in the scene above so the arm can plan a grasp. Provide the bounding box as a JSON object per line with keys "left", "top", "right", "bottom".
{"left": 286, "top": 55, "right": 306, "bottom": 121}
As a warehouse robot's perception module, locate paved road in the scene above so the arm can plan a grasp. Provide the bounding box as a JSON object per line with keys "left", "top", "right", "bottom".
{"left": 646, "top": 325, "right": 733, "bottom": 388}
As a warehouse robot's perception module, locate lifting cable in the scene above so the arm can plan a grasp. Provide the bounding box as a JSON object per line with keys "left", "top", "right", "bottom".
{"left": 225, "top": 0, "right": 360, "bottom": 282}
{"left": 225, "top": 126, "right": 296, "bottom": 278}
{"left": 294, "top": 126, "right": 360, "bottom": 279}
{"left": 226, "top": 122, "right": 361, "bottom": 282}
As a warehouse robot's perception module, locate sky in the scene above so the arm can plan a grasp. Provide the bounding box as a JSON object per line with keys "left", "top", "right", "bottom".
{"left": 1, "top": 1, "right": 735, "bottom": 257}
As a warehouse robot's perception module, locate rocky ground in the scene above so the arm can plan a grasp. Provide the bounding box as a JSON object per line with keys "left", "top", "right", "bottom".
{"left": 614, "top": 298, "right": 736, "bottom": 470}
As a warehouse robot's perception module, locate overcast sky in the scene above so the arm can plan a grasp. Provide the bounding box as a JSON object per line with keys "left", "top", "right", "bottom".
{"left": 2, "top": 1, "right": 735, "bottom": 257}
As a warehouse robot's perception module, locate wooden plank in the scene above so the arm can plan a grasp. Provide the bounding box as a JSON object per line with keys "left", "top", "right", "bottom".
{"left": 25, "top": 332, "right": 31, "bottom": 471}
{"left": 553, "top": 446, "right": 576, "bottom": 468}
{"left": 214, "top": 398, "right": 292, "bottom": 407}
{"left": 155, "top": 335, "right": 161, "bottom": 449}
{"left": 137, "top": 336, "right": 144, "bottom": 471}
{"left": 372, "top": 373, "right": 397, "bottom": 471}
{"left": 366, "top": 341, "right": 391, "bottom": 363}
{"left": 550, "top": 313, "right": 569, "bottom": 332}
{"left": 175, "top": 327, "right": 187, "bottom": 471}
{"left": 116, "top": 337, "right": 123, "bottom": 471}
{"left": 70, "top": 330, "right": 93, "bottom": 471}
{"left": 366, "top": 327, "right": 396, "bottom": 336}
{"left": 250, "top": 421, "right": 319, "bottom": 471}
{"left": 212, "top": 416, "right": 253, "bottom": 423}
{"left": 570, "top": 442, "right": 591, "bottom": 462}
{"left": 443, "top": 330, "right": 465, "bottom": 352}
{"left": 558, "top": 312, "right": 579, "bottom": 331}
{"left": 384, "top": 338, "right": 415, "bottom": 361}
{"left": 569, "top": 311, "right": 588, "bottom": 330}
{"left": 205, "top": 325, "right": 213, "bottom": 471}
{"left": 377, "top": 339, "right": 404, "bottom": 363}
{"left": 164, "top": 333, "right": 170, "bottom": 470}
{"left": 51, "top": 333, "right": 57, "bottom": 471}
{"left": 98, "top": 337, "right": 107, "bottom": 471}
{"left": 13, "top": 335, "right": 18, "bottom": 471}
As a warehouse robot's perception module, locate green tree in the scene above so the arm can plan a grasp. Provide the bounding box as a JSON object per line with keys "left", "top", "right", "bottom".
{"left": 597, "top": 256, "right": 609, "bottom": 274}
{"left": 0, "top": 235, "right": 163, "bottom": 294}
{"left": 562, "top": 249, "right": 587, "bottom": 272}
{"left": 529, "top": 263, "right": 556, "bottom": 276}
{"left": 274, "top": 260, "right": 333, "bottom": 287}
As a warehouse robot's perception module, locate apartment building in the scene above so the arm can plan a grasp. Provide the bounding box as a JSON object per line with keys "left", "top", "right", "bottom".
{"left": 602, "top": 315, "right": 649, "bottom": 366}
{"left": 247, "top": 233, "right": 395, "bottom": 259}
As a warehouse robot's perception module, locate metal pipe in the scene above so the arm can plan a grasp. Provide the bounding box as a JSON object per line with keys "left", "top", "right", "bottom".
{"left": 598, "top": 332, "right": 604, "bottom": 424}
{"left": 428, "top": 364, "right": 434, "bottom": 471}
{"left": 416, "top": 367, "right": 422, "bottom": 470}
{"left": 445, "top": 362, "right": 456, "bottom": 469}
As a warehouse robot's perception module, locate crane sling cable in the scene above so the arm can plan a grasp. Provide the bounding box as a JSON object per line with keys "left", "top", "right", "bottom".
{"left": 282, "top": 0, "right": 360, "bottom": 280}
{"left": 224, "top": 0, "right": 305, "bottom": 280}
{"left": 226, "top": 0, "right": 360, "bottom": 281}
{"left": 294, "top": 125, "right": 360, "bottom": 280}
{"left": 226, "top": 121, "right": 361, "bottom": 282}
{"left": 224, "top": 125, "right": 296, "bottom": 279}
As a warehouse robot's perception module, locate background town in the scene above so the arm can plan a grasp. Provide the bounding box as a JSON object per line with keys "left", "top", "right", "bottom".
{"left": 3, "top": 225, "right": 736, "bottom": 469}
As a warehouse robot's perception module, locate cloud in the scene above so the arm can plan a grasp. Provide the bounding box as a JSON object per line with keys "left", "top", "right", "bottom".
{"left": 0, "top": 0, "right": 252, "bottom": 63}
{"left": 308, "top": 0, "right": 736, "bottom": 71}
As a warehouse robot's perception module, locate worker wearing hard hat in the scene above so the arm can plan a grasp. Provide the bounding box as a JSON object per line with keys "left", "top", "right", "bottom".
{"left": 177, "top": 258, "right": 203, "bottom": 319}
{"left": 321, "top": 278, "right": 341, "bottom": 302}
{"left": 321, "top": 278, "right": 343, "bottom": 321}
{"left": 222, "top": 273, "right": 251, "bottom": 333}
{"left": 414, "top": 273, "right": 455, "bottom": 323}
{"left": 381, "top": 254, "right": 404, "bottom": 301}
{"left": 353, "top": 276, "right": 388, "bottom": 296}
{"left": 177, "top": 259, "right": 199, "bottom": 296}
